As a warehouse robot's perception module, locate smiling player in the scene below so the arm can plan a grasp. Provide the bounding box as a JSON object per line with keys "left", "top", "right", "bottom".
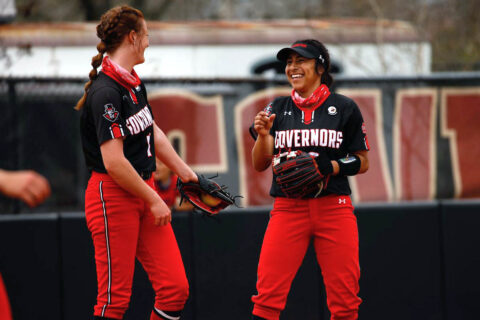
{"left": 250, "top": 39, "right": 370, "bottom": 320}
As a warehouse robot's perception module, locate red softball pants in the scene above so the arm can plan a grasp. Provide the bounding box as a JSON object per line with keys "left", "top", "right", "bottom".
{"left": 0, "top": 273, "right": 12, "bottom": 320}
{"left": 85, "top": 172, "right": 189, "bottom": 319}
{"left": 252, "top": 195, "right": 362, "bottom": 320}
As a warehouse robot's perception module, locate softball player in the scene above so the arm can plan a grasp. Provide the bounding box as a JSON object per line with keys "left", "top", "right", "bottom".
{"left": 76, "top": 6, "right": 197, "bottom": 320}
{"left": 251, "top": 39, "right": 370, "bottom": 320}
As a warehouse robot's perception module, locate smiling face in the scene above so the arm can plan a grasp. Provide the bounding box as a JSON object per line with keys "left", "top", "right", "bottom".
{"left": 133, "top": 19, "right": 149, "bottom": 64}
{"left": 285, "top": 52, "right": 322, "bottom": 98}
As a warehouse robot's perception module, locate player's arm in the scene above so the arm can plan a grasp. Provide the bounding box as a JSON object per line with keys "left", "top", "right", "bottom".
{"left": 331, "top": 150, "right": 369, "bottom": 176}
{"left": 330, "top": 100, "right": 370, "bottom": 176}
{"left": 152, "top": 122, "right": 197, "bottom": 183}
{"left": 100, "top": 138, "right": 171, "bottom": 226}
{"left": 252, "top": 111, "right": 276, "bottom": 171}
{"left": 353, "top": 150, "right": 369, "bottom": 174}
{"left": 0, "top": 169, "right": 51, "bottom": 207}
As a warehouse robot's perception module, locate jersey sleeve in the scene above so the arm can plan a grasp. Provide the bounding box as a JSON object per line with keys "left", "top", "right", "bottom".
{"left": 141, "top": 82, "right": 155, "bottom": 121}
{"left": 344, "top": 100, "right": 370, "bottom": 153}
{"left": 90, "top": 86, "right": 130, "bottom": 146}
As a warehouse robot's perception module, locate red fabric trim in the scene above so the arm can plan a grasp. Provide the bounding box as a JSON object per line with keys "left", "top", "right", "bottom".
{"left": 102, "top": 56, "right": 140, "bottom": 104}
{"left": 110, "top": 123, "right": 123, "bottom": 139}
{"left": 291, "top": 85, "right": 331, "bottom": 124}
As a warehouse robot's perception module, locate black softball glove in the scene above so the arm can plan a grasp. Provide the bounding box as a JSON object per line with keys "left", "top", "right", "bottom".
{"left": 273, "top": 150, "right": 332, "bottom": 198}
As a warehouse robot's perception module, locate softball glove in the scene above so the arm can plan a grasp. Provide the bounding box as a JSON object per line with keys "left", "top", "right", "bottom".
{"left": 177, "top": 174, "right": 238, "bottom": 215}
{"left": 273, "top": 150, "right": 332, "bottom": 198}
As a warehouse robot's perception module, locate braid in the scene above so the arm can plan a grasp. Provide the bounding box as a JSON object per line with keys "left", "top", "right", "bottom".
{"left": 74, "top": 5, "right": 144, "bottom": 110}
{"left": 74, "top": 41, "right": 107, "bottom": 110}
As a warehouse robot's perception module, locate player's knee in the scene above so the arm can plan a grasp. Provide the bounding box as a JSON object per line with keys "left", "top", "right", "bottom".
{"left": 175, "top": 278, "right": 189, "bottom": 302}
{"left": 157, "top": 277, "right": 189, "bottom": 304}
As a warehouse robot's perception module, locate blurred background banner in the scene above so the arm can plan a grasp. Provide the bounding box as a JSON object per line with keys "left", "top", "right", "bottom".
{"left": 1, "top": 75, "right": 479, "bottom": 213}
{"left": 1, "top": 0, "right": 479, "bottom": 213}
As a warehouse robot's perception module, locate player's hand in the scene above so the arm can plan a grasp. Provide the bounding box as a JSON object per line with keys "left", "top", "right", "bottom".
{"left": 179, "top": 171, "right": 198, "bottom": 184}
{"left": 0, "top": 170, "right": 51, "bottom": 207}
{"left": 150, "top": 198, "right": 172, "bottom": 226}
{"left": 254, "top": 111, "right": 276, "bottom": 137}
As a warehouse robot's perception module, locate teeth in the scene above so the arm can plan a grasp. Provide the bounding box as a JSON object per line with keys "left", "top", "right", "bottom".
{"left": 292, "top": 74, "right": 303, "bottom": 78}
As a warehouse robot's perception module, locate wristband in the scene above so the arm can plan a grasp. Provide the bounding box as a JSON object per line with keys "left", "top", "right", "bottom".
{"left": 337, "top": 154, "right": 361, "bottom": 176}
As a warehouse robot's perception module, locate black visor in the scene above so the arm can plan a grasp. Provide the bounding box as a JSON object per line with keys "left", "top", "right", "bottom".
{"left": 277, "top": 41, "right": 322, "bottom": 62}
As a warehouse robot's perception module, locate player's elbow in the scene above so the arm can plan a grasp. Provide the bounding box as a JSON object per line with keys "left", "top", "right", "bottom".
{"left": 358, "top": 156, "right": 369, "bottom": 174}
{"left": 252, "top": 155, "right": 271, "bottom": 172}
{"left": 102, "top": 154, "right": 128, "bottom": 177}
{"left": 253, "top": 161, "right": 270, "bottom": 172}
{"left": 103, "top": 159, "right": 121, "bottom": 176}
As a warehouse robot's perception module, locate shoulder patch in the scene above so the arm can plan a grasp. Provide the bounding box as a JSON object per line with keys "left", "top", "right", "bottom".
{"left": 103, "top": 103, "right": 119, "bottom": 122}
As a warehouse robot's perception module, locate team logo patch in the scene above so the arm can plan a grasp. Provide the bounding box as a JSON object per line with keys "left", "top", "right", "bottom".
{"left": 103, "top": 104, "right": 119, "bottom": 122}
{"left": 327, "top": 106, "right": 337, "bottom": 115}
{"left": 339, "top": 156, "right": 357, "bottom": 164}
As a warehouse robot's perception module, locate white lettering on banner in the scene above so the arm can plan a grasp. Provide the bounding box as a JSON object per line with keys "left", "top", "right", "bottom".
{"left": 339, "top": 198, "right": 346, "bottom": 204}
{"left": 126, "top": 105, "right": 154, "bottom": 135}
{"left": 274, "top": 129, "right": 343, "bottom": 149}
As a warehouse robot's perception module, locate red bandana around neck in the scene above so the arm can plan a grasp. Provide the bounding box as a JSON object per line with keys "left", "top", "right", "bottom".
{"left": 101, "top": 56, "right": 141, "bottom": 104}
{"left": 291, "top": 84, "right": 331, "bottom": 124}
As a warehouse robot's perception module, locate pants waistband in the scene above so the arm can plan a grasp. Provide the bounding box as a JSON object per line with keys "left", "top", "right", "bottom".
{"left": 90, "top": 170, "right": 152, "bottom": 180}
{"left": 138, "top": 171, "right": 152, "bottom": 180}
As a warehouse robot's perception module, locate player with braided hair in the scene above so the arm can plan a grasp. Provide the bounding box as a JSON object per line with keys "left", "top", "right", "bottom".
{"left": 250, "top": 39, "right": 370, "bottom": 320}
{"left": 77, "top": 5, "right": 198, "bottom": 320}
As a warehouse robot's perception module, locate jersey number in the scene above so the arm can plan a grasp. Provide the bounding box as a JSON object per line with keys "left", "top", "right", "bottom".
{"left": 146, "top": 133, "right": 152, "bottom": 157}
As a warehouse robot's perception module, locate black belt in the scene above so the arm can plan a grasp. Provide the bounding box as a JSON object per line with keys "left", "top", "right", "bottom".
{"left": 138, "top": 171, "right": 152, "bottom": 180}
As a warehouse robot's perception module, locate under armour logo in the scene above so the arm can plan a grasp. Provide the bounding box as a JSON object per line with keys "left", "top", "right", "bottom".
{"left": 339, "top": 198, "right": 346, "bottom": 204}
{"left": 284, "top": 111, "right": 292, "bottom": 116}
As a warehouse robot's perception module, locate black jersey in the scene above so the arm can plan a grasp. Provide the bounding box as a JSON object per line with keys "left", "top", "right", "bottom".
{"left": 265, "top": 93, "right": 369, "bottom": 198}
{"left": 80, "top": 72, "right": 155, "bottom": 175}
